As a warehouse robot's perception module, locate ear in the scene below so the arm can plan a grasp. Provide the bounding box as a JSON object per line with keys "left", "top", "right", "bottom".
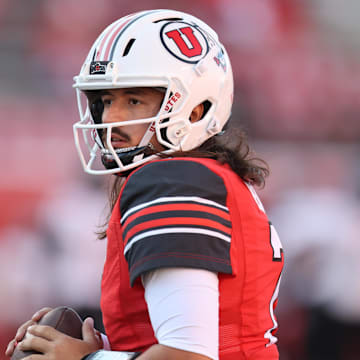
{"left": 190, "top": 103, "right": 204, "bottom": 123}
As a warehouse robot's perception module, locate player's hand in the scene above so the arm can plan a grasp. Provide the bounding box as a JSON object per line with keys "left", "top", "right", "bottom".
{"left": 5, "top": 307, "right": 53, "bottom": 357}
{"left": 15, "top": 317, "right": 102, "bottom": 360}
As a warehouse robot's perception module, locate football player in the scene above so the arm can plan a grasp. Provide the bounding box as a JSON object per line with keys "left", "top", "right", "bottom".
{"left": 6, "top": 9, "right": 284, "bottom": 360}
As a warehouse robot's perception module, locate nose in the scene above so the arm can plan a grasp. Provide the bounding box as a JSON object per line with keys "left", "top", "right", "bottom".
{"left": 102, "top": 105, "right": 127, "bottom": 124}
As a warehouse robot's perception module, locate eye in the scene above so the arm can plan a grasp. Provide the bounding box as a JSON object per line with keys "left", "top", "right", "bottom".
{"left": 100, "top": 95, "right": 113, "bottom": 106}
{"left": 129, "top": 98, "right": 141, "bottom": 105}
{"left": 102, "top": 98, "right": 112, "bottom": 106}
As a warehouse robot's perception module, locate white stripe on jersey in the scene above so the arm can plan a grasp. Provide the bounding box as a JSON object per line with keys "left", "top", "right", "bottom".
{"left": 121, "top": 196, "right": 229, "bottom": 224}
{"left": 124, "top": 227, "right": 231, "bottom": 255}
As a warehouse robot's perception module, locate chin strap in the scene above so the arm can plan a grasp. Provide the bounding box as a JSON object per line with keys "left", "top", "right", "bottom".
{"left": 101, "top": 146, "right": 148, "bottom": 168}
{"left": 132, "top": 121, "right": 156, "bottom": 163}
{"left": 100, "top": 121, "right": 157, "bottom": 170}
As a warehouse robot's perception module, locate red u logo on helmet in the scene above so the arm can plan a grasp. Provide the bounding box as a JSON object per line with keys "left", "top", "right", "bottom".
{"left": 165, "top": 27, "right": 203, "bottom": 58}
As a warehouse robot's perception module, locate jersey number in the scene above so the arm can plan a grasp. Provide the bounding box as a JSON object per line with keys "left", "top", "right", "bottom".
{"left": 264, "top": 223, "right": 283, "bottom": 346}
{"left": 269, "top": 222, "right": 283, "bottom": 262}
{"left": 245, "top": 183, "right": 284, "bottom": 346}
{"left": 264, "top": 274, "right": 282, "bottom": 346}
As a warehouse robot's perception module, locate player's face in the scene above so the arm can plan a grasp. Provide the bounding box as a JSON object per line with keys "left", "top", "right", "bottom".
{"left": 100, "top": 87, "right": 164, "bottom": 150}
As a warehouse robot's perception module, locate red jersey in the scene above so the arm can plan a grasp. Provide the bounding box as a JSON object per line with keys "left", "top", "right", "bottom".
{"left": 101, "top": 157, "right": 284, "bottom": 359}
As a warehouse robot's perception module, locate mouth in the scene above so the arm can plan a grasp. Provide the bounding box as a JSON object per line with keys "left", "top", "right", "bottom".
{"left": 110, "top": 137, "right": 128, "bottom": 149}
{"left": 103, "top": 134, "right": 137, "bottom": 153}
{"left": 102, "top": 130, "right": 131, "bottom": 150}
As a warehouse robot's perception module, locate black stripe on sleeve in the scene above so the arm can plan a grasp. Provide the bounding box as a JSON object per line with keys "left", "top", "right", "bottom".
{"left": 126, "top": 232, "right": 232, "bottom": 286}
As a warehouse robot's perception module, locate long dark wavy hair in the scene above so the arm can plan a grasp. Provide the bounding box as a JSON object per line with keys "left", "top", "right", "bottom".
{"left": 96, "top": 127, "right": 269, "bottom": 239}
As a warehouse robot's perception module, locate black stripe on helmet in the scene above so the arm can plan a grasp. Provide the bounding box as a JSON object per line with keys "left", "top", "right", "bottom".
{"left": 109, "top": 9, "right": 163, "bottom": 61}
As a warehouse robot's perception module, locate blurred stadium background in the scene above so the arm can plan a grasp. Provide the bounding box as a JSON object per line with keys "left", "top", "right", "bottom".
{"left": 1, "top": 1, "right": 360, "bottom": 359}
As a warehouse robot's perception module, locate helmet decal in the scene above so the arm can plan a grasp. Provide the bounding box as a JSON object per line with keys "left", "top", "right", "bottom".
{"left": 213, "top": 50, "right": 227, "bottom": 72}
{"left": 89, "top": 61, "right": 109, "bottom": 75}
{"left": 164, "top": 92, "right": 182, "bottom": 112}
{"left": 160, "top": 22, "right": 209, "bottom": 63}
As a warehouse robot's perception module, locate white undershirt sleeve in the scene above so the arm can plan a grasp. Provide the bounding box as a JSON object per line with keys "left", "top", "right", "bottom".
{"left": 141, "top": 267, "right": 219, "bottom": 360}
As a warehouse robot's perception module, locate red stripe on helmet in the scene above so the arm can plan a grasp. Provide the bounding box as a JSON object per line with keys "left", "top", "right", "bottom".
{"left": 95, "top": 21, "right": 119, "bottom": 61}
{"left": 102, "top": 13, "right": 141, "bottom": 61}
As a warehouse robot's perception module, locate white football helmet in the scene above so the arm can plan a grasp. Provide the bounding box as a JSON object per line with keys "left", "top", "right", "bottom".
{"left": 73, "top": 9, "right": 234, "bottom": 175}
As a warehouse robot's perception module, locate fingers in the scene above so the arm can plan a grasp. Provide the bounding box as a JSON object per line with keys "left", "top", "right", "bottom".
{"left": 5, "top": 318, "right": 38, "bottom": 356}
{"left": 5, "top": 339, "right": 16, "bottom": 357}
{"left": 82, "top": 318, "right": 103, "bottom": 350}
{"left": 27, "top": 325, "right": 61, "bottom": 341}
{"left": 31, "top": 307, "right": 53, "bottom": 322}
{"left": 14, "top": 308, "right": 52, "bottom": 342}
{"left": 82, "top": 318, "right": 98, "bottom": 344}
{"left": 17, "top": 332, "right": 51, "bottom": 353}
{"left": 5, "top": 308, "right": 53, "bottom": 357}
{"left": 15, "top": 319, "right": 36, "bottom": 342}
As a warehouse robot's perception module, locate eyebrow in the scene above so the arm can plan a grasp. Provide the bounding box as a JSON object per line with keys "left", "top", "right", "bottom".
{"left": 98, "top": 90, "right": 112, "bottom": 96}
{"left": 99, "top": 88, "right": 157, "bottom": 97}
{"left": 123, "top": 88, "right": 147, "bottom": 95}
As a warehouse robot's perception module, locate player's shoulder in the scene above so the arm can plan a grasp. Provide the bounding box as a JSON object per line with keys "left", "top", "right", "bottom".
{"left": 120, "top": 157, "right": 229, "bottom": 212}
{"left": 124, "top": 157, "right": 228, "bottom": 189}
{"left": 130, "top": 157, "right": 222, "bottom": 178}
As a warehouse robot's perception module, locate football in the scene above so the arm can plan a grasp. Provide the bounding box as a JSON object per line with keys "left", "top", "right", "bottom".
{"left": 11, "top": 306, "right": 83, "bottom": 360}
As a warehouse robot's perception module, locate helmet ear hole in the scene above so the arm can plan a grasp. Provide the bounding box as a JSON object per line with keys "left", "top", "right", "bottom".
{"left": 201, "top": 100, "right": 212, "bottom": 119}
